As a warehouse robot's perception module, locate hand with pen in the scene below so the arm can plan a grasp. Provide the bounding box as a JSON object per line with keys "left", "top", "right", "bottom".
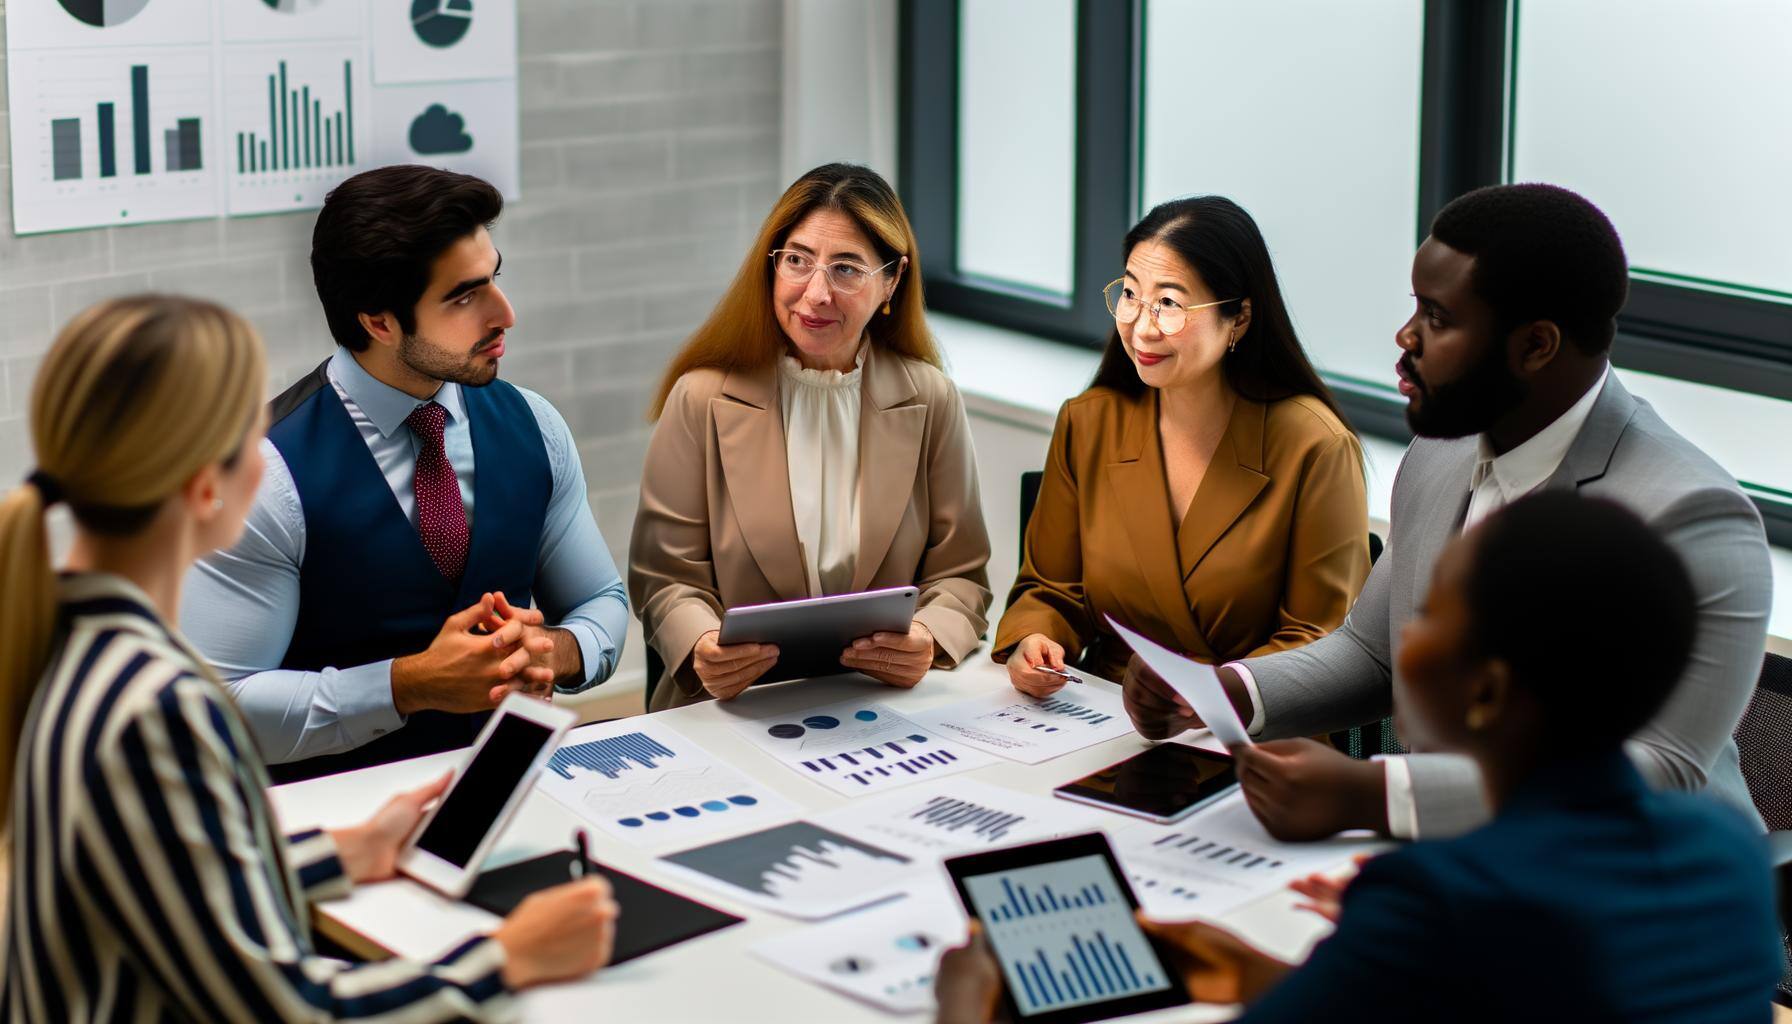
{"left": 1003, "top": 633, "right": 1076, "bottom": 697}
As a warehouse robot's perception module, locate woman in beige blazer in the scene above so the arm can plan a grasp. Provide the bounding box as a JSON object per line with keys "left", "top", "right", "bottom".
{"left": 632, "top": 164, "right": 992, "bottom": 710}
{"left": 995, "top": 196, "right": 1369, "bottom": 694}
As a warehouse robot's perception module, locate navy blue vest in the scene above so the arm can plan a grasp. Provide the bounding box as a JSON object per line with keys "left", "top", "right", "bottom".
{"left": 265, "top": 360, "right": 550, "bottom": 783}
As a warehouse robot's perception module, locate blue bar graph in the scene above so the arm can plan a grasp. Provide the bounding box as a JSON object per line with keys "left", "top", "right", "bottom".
{"left": 988, "top": 877, "right": 1108, "bottom": 921}
{"left": 547, "top": 731, "right": 677, "bottom": 780}
{"left": 1005, "top": 930, "right": 1159, "bottom": 1011}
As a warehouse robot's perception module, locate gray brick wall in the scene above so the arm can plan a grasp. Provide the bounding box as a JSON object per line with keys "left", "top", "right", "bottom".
{"left": 0, "top": 0, "right": 785, "bottom": 695}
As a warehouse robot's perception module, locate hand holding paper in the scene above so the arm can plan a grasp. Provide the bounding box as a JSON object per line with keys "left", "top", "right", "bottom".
{"left": 1105, "top": 615, "right": 1253, "bottom": 749}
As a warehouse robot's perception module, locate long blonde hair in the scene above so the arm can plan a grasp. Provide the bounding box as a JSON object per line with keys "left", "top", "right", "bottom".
{"left": 0, "top": 296, "right": 265, "bottom": 818}
{"left": 650, "top": 162, "right": 941, "bottom": 419}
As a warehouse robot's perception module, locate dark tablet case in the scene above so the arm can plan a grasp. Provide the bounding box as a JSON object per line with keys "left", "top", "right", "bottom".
{"left": 466, "top": 851, "right": 743, "bottom": 964}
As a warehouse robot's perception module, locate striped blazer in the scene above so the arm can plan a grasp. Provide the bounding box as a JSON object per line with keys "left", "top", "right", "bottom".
{"left": 3, "top": 573, "right": 514, "bottom": 1022}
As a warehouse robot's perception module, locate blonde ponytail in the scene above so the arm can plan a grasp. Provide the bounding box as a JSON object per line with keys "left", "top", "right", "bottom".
{"left": 0, "top": 295, "right": 265, "bottom": 822}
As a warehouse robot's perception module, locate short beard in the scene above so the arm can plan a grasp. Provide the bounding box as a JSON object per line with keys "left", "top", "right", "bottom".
{"left": 1404, "top": 341, "right": 1526, "bottom": 439}
{"left": 398, "top": 330, "right": 500, "bottom": 388}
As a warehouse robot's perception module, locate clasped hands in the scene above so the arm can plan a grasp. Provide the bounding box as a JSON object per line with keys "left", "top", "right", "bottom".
{"left": 391, "top": 591, "right": 580, "bottom": 715}
{"left": 691, "top": 620, "right": 937, "bottom": 701}
{"left": 1120, "top": 654, "right": 1392, "bottom": 840}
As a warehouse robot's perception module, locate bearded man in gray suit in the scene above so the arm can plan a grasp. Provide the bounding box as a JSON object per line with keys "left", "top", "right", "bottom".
{"left": 1124, "top": 183, "right": 1771, "bottom": 840}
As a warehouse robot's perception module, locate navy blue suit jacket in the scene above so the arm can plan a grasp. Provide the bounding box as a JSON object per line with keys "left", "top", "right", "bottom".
{"left": 1242, "top": 752, "right": 1780, "bottom": 1022}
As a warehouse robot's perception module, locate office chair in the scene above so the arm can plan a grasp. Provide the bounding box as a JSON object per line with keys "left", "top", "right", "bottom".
{"left": 1019, "top": 469, "right": 1044, "bottom": 565}
{"left": 1735, "top": 650, "right": 1792, "bottom": 1005}
{"left": 645, "top": 645, "right": 664, "bottom": 711}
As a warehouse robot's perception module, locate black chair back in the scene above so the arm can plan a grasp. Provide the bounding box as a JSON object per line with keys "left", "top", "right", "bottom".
{"left": 645, "top": 646, "right": 664, "bottom": 711}
{"left": 1018, "top": 470, "right": 1044, "bottom": 565}
{"left": 1738, "top": 652, "right": 1792, "bottom": 832}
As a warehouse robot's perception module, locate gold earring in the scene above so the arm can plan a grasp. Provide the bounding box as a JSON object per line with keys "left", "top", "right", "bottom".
{"left": 1227, "top": 335, "right": 1238, "bottom": 353}
{"left": 1465, "top": 706, "right": 1491, "bottom": 731}
{"left": 882, "top": 300, "right": 892, "bottom": 315}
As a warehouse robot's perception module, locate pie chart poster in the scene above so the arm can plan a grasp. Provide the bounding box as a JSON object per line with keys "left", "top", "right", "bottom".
{"left": 373, "top": 0, "right": 516, "bottom": 85}
{"left": 372, "top": 78, "right": 519, "bottom": 200}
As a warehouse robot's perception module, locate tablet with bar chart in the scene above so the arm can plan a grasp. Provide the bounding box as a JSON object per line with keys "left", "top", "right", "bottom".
{"left": 944, "top": 835, "right": 1189, "bottom": 1023}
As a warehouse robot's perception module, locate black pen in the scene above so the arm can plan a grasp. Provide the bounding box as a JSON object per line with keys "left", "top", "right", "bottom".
{"left": 1037, "top": 665, "right": 1084, "bottom": 685}
{"left": 575, "top": 828, "right": 595, "bottom": 879}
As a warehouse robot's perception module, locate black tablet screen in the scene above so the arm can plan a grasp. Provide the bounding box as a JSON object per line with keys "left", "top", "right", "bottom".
{"left": 414, "top": 713, "right": 553, "bottom": 867}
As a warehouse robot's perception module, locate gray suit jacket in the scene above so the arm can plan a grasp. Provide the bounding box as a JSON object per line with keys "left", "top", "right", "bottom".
{"left": 1245, "top": 372, "right": 1771, "bottom": 836}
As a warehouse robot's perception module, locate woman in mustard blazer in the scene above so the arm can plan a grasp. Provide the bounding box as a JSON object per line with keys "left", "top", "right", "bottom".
{"left": 995, "top": 196, "right": 1369, "bottom": 694}
{"left": 632, "top": 164, "right": 992, "bottom": 710}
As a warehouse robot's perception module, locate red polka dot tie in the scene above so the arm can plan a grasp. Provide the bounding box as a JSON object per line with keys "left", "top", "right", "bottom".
{"left": 405, "top": 401, "right": 468, "bottom": 583}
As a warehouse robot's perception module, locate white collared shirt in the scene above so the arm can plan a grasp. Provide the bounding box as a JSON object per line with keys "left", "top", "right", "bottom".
{"left": 1234, "top": 366, "right": 1610, "bottom": 838}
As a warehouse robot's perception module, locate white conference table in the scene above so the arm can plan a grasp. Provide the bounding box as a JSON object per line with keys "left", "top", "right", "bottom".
{"left": 268, "top": 656, "right": 1352, "bottom": 1023}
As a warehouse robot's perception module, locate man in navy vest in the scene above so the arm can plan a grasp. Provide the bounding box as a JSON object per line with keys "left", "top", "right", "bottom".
{"left": 184, "top": 165, "right": 629, "bottom": 783}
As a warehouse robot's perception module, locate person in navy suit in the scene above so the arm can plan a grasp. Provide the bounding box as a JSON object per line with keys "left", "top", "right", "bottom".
{"left": 935, "top": 491, "right": 1782, "bottom": 1022}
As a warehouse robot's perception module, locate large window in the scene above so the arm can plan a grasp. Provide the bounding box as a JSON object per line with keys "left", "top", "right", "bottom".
{"left": 900, "top": 0, "right": 1792, "bottom": 542}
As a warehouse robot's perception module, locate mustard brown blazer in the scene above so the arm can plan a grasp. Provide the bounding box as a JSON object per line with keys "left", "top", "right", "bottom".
{"left": 994, "top": 386, "right": 1369, "bottom": 683}
{"left": 631, "top": 342, "right": 994, "bottom": 710}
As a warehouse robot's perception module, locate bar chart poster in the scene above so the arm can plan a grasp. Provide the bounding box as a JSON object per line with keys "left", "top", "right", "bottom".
{"left": 7, "top": 48, "right": 220, "bottom": 233}
{"left": 371, "top": 77, "right": 518, "bottom": 199}
{"left": 222, "top": 43, "right": 372, "bottom": 215}
{"left": 5, "top": 0, "right": 211, "bottom": 51}
{"left": 962, "top": 855, "right": 1174, "bottom": 1016}
{"left": 371, "top": 0, "right": 515, "bottom": 84}
{"left": 222, "top": 0, "right": 368, "bottom": 45}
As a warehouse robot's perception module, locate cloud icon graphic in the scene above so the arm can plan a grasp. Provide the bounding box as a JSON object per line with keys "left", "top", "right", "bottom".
{"left": 409, "top": 104, "right": 473, "bottom": 155}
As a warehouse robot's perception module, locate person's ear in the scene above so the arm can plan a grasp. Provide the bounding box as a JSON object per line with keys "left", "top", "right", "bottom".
{"left": 886, "top": 256, "right": 909, "bottom": 304}
{"left": 358, "top": 311, "right": 403, "bottom": 350}
{"left": 1512, "top": 319, "right": 1562, "bottom": 377}
{"left": 181, "top": 463, "right": 227, "bottom": 524}
{"left": 1464, "top": 658, "right": 1512, "bottom": 733}
{"left": 1231, "top": 297, "right": 1252, "bottom": 339}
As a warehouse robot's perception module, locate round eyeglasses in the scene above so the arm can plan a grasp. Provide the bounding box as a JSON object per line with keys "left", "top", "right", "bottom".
{"left": 770, "top": 249, "right": 902, "bottom": 296}
{"left": 1103, "top": 278, "right": 1236, "bottom": 336}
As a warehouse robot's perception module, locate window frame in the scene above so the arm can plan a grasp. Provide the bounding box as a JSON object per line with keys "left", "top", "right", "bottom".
{"left": 899, "top": 0, "right": 1792, "bottom": 544}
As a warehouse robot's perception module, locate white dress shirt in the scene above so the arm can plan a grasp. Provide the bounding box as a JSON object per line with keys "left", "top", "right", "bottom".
{"left": 1233, "top": 366, "right": 1610, "bottom": 837}
{"left": 779, "top": 346, "right": 865, "bottom": 597}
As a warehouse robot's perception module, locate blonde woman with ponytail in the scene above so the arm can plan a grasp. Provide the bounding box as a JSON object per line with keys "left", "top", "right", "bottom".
{"left": 1, "top": 296, "right": 616, "bottom": 1023}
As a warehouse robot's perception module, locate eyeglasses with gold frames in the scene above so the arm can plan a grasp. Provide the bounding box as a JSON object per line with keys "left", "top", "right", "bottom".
{"left": 1103, "top": 278, "right": 1236, "bottom": 336}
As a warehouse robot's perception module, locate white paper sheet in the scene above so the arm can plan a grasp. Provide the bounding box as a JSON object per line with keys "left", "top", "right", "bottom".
{"left": 733, "top": 700, "right": 995, "bottom": 796}
{"left": 537, "top": 718, "right": 798, "bottom": 849}
{"left": 751, "top": 887, "right": 968, "bottom": 1015}
{"left": 1105, "top": 616, "right": 1252, "bottom": 748}
{"left": 1114, "top": 791, "right": 1381, "bottom": 919}
{"left": 815, "top": 778, "right": 1105, "bottom": 858}
{"left": 909, "top": 685, "right": 1137, "bottom": 764}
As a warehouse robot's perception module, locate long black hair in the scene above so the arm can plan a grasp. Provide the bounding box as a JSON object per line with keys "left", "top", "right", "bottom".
{"left": 1090, "top": 196, "right": 1351, "bottom": 431}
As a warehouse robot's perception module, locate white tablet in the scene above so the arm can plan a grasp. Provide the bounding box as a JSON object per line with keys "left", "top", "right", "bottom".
{"left": 717, "top": 585, "right": 920, "bottom": 685}
{"left": 399, "top": 693, "right": 576, "bottom": 899}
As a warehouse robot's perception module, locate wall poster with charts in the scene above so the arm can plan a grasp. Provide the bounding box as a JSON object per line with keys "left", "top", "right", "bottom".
{"left": 4, "top": 0, "right": 520, "bottom": 234}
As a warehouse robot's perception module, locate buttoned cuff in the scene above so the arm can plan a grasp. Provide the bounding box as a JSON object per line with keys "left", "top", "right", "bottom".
{"left": 348, "top": 659, "right": 406, "bottom": 741}
{"left": 555, "top": 622, "right": 605, "bottom": 694}
{"left": 1375, "top": 754, "right": 1419, "bottom": 839}
{"left": 1226, "top": 662, "right": 1267, "bottom": 735}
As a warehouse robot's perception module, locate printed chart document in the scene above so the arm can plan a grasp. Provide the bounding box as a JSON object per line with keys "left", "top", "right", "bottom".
{"left": 537, "top": 718, "right": 797, "bottom": 848}
{"left": 910, "top": 684, "right": 1136, "bottom": 764}
{"left": 734, "top": 699, "right": 994, "bottom": 796}
{"left": 1106, "top": 615, "right": 1252, "bottom": 748}
{"left": 752, "top": 888, "right": 968, "bottom": 1014}
{"left": 1114, "top": 791, "right": 1381, "bottom": 919}
{"left": 657, "top": 820, "right": 921, "bottom": 919}
{"left": 815, "top": 778, "right": 1105, "bottom": 859}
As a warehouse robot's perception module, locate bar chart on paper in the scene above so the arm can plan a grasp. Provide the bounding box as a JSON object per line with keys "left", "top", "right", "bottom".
{"left": 913, "top": 684, "right": 1137, "bottom": 763}
{"left": 223, "top": 44, "right": 370, "bottom": 214}
{"left": 735, "top": 701, "right": 995, "bottom": 796}
{"left": 9, "top": 49, "right": 218, "bottom": 233}
{"left": 659, "top": 821, "right": 918, "bottom": 919}
{"left": 537, "top": 719, "right": 795, "bottom": 848}
{"left": 818, "top": 778, "right": 1103, "bottom": 857}
{"left": 963, "top": 855, "right": 1172, "bottom": 1015}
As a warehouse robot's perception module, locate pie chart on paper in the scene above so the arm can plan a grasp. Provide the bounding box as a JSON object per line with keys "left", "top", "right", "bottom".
{"left": 58, "top": 0, "right": 153, "bottom": 27}
{"left": 411, "top": 0, "right": 474, "bottom": 48}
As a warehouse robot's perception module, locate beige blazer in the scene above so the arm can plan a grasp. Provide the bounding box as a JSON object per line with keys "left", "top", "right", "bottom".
{"left": 994, "top": 387, "right": 1369, "bottom": 683}
{"left": 631, "top": 343, "right": 993, "bottom": 709}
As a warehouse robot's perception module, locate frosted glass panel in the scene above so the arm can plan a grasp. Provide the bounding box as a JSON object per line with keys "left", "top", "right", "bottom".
{"left": 1510, "top": 0, "right": 1792, "bottom": 302}
{"left": 1616, "top": 370, "right": 1792, "bottom": 496}
{"left": 957, "top": 0, "right": 1076, "bottom": 296}
{"left": 1140, "top": 0, "right": 1424, "bottom": 390}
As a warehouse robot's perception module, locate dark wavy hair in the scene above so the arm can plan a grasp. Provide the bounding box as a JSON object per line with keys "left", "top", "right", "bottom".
{"left": 1089, "top": 196, "right": 1350, "bottom": 433}
{"left": 311, "top": 165, "right": 504, "bottom": 351}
